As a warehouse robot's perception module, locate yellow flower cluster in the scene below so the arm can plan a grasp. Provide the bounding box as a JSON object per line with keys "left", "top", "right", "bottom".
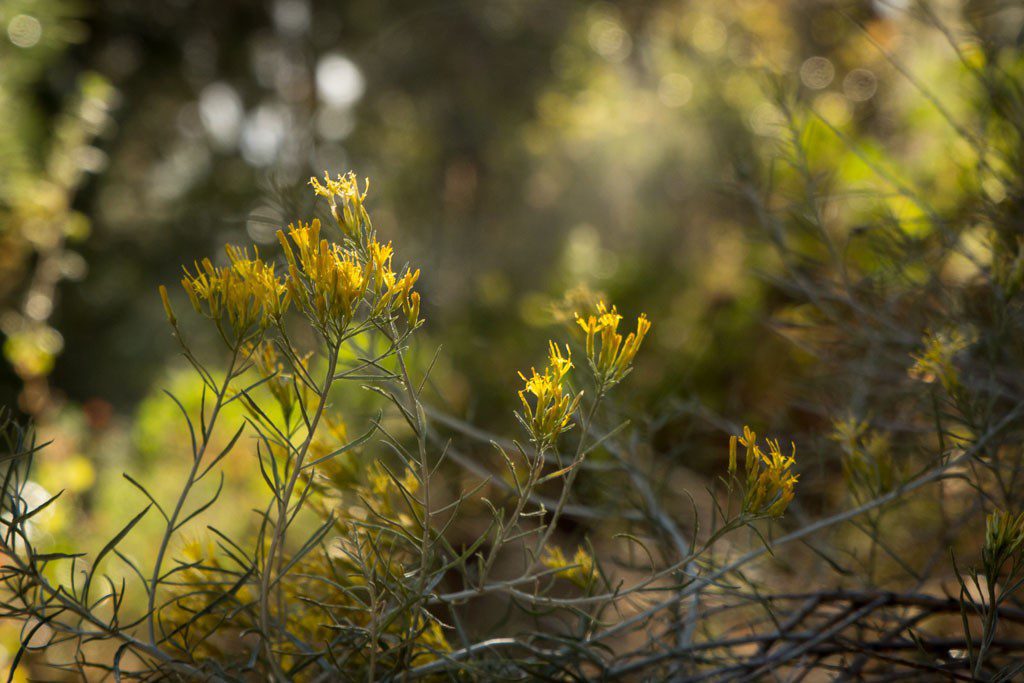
{"left": 367, "top": 237, "right": 421, "bottom": 324}
{"left": 277, "top": 217, "right": 421, "bottom": 338}
{"left": 179, "top": 245, "right": 288, "bottom": 336}
{"left": 729, "top": 426, "right": 798, "bottom": 518}
{"left": 542, "top": 545, "right": 595, "bottom": 587}
{"left": 984, "top": 509, "right": 1024, "bottom": 569}
{"left": 831, "top": 416, "right": 896, "bottom": 498}
{"left": 309, "top": 171, "right": 370, "bottom": 237}
{"left": 278, "top": 219, "right": 367, "bottom": 334}
{"left": 517, "top": 342, "right": 582, "bottom": 449}
{"left": 368, "top": 462, "right": 420, "bottom": 500}
{"left": 909, "top": 328, "right": 974, "bottom": 395}
{"left": 575, "top": 302, "right": 651, "bottom": 389}
{"left": 165, "top": 171, "right": 421, "bottom": 347}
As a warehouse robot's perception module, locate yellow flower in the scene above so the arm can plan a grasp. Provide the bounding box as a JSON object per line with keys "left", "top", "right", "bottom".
{"left": 179, "top": 245, "right": 287, "bottom": 337}
{"left": 364, "top": 463, "right": 420, "bottom": 508}
{"left": 368, "top": 238, "right": 395, "bottom": 290}
{"left": 411, "top": 621, "right": 450, "bottom": 665}
{"left": 387, "top": 268, "right": 420, "bottom": 308}
{"left": 278, "top": 221, "right": 368, "bottom": 334}
{"left": 729, "top": 426, "right": 799, "bottom": 518}
{"left": 517, "top": 342, "right": 582, "bottom": 449}
{"left": 174, "top": 171, "right": 423, "bottom": 346}
{"left": 405, "top": 290, "right": 421, "bottom": 328}
{"left": 309, "top": 171, "right": 370, "bottom": 237}
{"left": 226, "top": 245, "right": 290, "bottom": 323}
{"left": 831, "top": 416, "right": 896, "bottom": 498}
{"left": 575, "top": 302, "right": 651, "bottom": 389}
{"left": 909, "top": 328, "right": 974, "bottom": 394}
{"left": 542, "top": 545, "right": 595, "bottom": 587}
{"left": 370, "top": 237, "right": 419, "bottom": 319}
{"left": 158, "top": 285, "right": 176, "bottom": 326}
{"left": 278, "top": 201, "right": 422, "bottom": 335}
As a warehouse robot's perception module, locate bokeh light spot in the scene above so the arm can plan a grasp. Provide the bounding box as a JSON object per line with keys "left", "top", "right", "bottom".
{"left": 316, "top": 105, "right": 356, "bottom": 141}
{"left": 588, "top": 19, "right": 631, "bottom": 62}
{"left": 240, "top": 103, "right": 288, "bottom": 166}
{"left": 692, "top": 15, "right": 727, "bottom": 54}
{"left": 800, "top": 56, "right": 835, "bottom": 90}
{"left": 7, "top": 14, "right": 42, "bottom": 48}
{"left": 658, "top": 73, "right": 693, "bottom": 108}
{"left": 815, "top": 92, "right": 852, "bottom": 127}
{"left": 199, "top": 82, "right": 244, "bottom": 149}
{"left": 273, "top": 0, "right": 310, "bottom": 35}
{"left": 316, "top": 53, "right": 365, "bottom": 108}
{"left": 247, "top": 205, "right": 284, "bottom": 243}
{"left": 843, "top": 68, "right": 878, "bottom": 102}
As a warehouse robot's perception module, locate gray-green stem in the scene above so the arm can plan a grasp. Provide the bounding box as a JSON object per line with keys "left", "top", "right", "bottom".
{"left": 527, "top": 389, "right": 603, "bottom": 577}
{"left": 146, "top": 344, "right": 240, "bottom": 646}
{"left": 259, "top": 340, "right": 339, "bottom": 678}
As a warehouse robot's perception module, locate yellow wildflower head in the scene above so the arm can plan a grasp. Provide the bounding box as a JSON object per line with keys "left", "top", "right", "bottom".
{"left": 405, "top": 290, "right": 421, "bottom": 328}
{"left": 226, "top": 245, "right": 289, "bottom": 322}
{"left": 575, "top": 301, "right": 651, "bottom": 390}
{"left": 277, "top": 180, "right": 423, "bottom": 336}
{"left": 542, "top": 545, "right": 595, "bottom": 587}
{"left": 179, "top": 245, "right": 287, "bottom": 338}
{"left": 158, "top": 285, "right": 176, "bottom": 326}
{"left": 309, "top": 170, "right": 371, "bottom": 237}
{"left": 277, "top": 221, "right": 368, "bottom": 337}
{"left": 368, "top": 238, "right": 395, "bottom": 289}
{"left": 413, "top": 621, "right": 450, "bottom": 664}
{"left": 517, "top": 342, "right": 582, "bottom": 449}
{"left": 180, "top": 534, "right": 219, "bottom": 567}
{"left": 909, "top": 327, "right": 974, "bottom": 395}
{"left": 729, "top": 426, "right": 798, "bottom": 518}
{"left": 372, "top": 239, "right": 420, "bottom": 322}
{"left": 831, "top": 416, "right": 896, "bottom": 498}
{"left": 361, "top": 463, "right": 421, "bottom": 527}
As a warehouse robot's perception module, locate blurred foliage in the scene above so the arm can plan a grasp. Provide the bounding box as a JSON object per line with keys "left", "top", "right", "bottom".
{"left": 0, "top": 0, "right": 114, "bottom": 415}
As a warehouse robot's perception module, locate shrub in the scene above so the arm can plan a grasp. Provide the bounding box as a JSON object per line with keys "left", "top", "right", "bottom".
{"left": 5, "top": 8, "right": 1024, "bottom": 680}
{"left": 0, "top": 172, "right": 799, "bottom": 680}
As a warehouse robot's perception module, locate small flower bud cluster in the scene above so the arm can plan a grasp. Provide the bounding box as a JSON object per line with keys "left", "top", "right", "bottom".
{"left": 909, "top": 328, "right": 974, "bottom": 395}
{"left": 542, "top": 545, "right": 595, "bottom": 588}
{"left": 729, "top": 426, "right": 799, "bottom": 518}
{"left": 517, "top": 342, "right": 582, "bottom": 450}
{"left": 575, "top": 302, "right": 651, "bottom": 390}
{"left": 983, "top": 509, "right": 1024, "bottom": 571}
{"left": 309, "top": 171, "right": 370, "bottom": 237}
